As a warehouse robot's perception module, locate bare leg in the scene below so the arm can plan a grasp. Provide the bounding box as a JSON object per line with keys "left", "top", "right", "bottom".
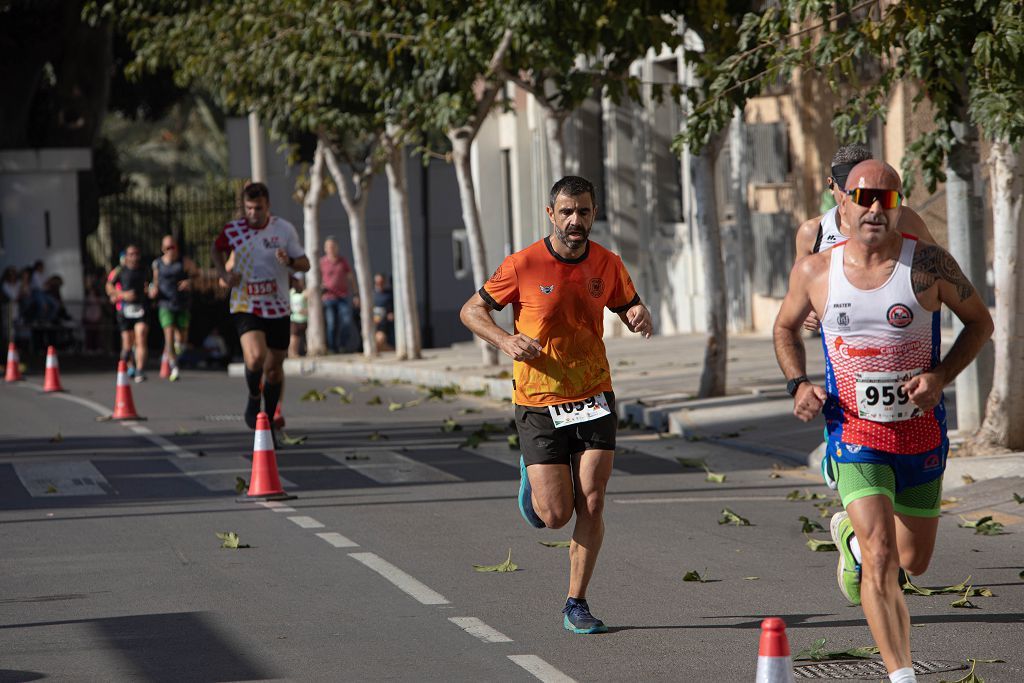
{"left": 847, "top": 495, "right": 912, "bottom": 673}
{"left": 895, "top": 513, "right": 939, "bottom": 576}
{"left": 567, "top": 449, "right": 614, "bottom": 599}
{"left": 163, "top": 325, "right": 177, "bottom": 367}
{"left": 133, "top": 323, "right": 149, "bottom": 370}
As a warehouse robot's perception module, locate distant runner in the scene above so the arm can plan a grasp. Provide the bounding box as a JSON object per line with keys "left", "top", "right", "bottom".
{"left": 151, "top": 235, "right": 193, "bottom": 382}
{"left": 106, "top": 244, "right": 151, "bottom": 383}
{"left": 460, "top": 175, "right": 652, "bottom": 635}
{"left": 774, "top": 160, "right": 992, "bottom": 683}
{"left": 211, "top": 182, "right": 309, "bottom": 443}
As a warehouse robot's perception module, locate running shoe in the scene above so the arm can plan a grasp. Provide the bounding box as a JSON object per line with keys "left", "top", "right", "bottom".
{"left": 831, "top": 511, "right": 861, "bottom": 605}
{"left": 244, "top": 395, "right": 261, "bottom": 430}
{"left": 518, "top": 455, "right": 545, "bottom": 529}
{"left": 134, "top": 372, "right": 147, "bottom": 384}
{"left": 168, "top": 366, "right": 180, "bottom": 382}
{"left": 562, "top": 598, "right": 608, "bottom": 634}
{"left": 126, "top": 365, "right": 136, "bottom": 379}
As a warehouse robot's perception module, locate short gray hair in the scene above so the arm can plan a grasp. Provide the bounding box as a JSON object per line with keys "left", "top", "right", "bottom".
{"left": 831, "top": 145, "right": 872, "bottom": 167}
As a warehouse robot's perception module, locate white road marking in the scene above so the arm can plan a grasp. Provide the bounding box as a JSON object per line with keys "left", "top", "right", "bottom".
{"left": 507, "top": 655, "right": 576, "bottom": 682}
{"left": 287, "top": 516, "right": 324, "bottom": 529}
{"left": 170, "top": 459, "right": 299, "bottom": 492}
{"left": 14, "top": 461, "right": 111, "bottom": 497}
{"left": 448, "top": 617, "right": 512, "bottom": 643}
{"left": 614, "top": 495, "right": 785, "bottom": 504}
{"left": 348, "top": 552, "right": 449, "bottom": 605}
{"left": 315, "top": 532, "right": 359, "bottom": 548}
{"left": 326, "top": 449, "right": 462, "bottom": 484}
{"left": 258, "top": 501, "right": 296, "bottom": 513}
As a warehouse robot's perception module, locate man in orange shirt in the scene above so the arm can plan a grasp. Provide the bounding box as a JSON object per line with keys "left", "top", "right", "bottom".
{"left": 460, "top": 176, "right": 652, "bottom": 634}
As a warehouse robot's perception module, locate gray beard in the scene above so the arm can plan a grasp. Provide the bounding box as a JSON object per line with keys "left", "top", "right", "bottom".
{"left": 555, "top": 226, "right": 589, "bottom": 251}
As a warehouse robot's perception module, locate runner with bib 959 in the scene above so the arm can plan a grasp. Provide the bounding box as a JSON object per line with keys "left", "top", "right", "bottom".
{"left": 773, "top": 160, "right": 992, "bottom": 683}
{"left": 460, "top": 176, "right": 652, "bottom": 635}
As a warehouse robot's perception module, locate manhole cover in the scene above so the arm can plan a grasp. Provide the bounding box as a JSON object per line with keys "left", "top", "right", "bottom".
{"left": 203, "top": 414, "right": 243, "bottom": 422}
{"left": 793, "top": 659, "right": 967, "bottom": 679}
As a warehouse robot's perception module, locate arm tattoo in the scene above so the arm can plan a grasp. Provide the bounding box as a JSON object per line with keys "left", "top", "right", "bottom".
{"left": 911, "top": 245, "right": 975, "bottom": 301}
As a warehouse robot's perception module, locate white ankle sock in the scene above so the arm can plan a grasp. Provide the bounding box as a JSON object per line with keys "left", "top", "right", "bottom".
{"left": 889, "top": 666, "right": 917, "bottom": 683}
{"left": 850, "top": 536, "right": 862, "bottom": 564}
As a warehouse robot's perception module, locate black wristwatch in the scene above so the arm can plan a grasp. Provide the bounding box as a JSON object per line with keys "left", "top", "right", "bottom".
{"left": 786, "top": 375, "right": 809, "bottom": 397}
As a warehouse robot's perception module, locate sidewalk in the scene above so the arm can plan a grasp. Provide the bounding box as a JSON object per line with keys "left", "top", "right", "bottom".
{"left": 230, "top": 332, "right": 1024, "bottom": 486}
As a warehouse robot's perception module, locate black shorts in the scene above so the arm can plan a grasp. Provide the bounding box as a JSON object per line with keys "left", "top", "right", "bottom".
{"left": 117, "top": 312, "right": 148, "bottom": 332}
{"left": 515, "top": 391, "right": 617, "bottom": 466}
{"left": 233, "top": 312, "right": 290, "bottom": 351}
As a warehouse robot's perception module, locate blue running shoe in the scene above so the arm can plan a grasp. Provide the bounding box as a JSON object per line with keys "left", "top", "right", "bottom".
{"left": 562, "top": 598, "right": 608, "bottom": 634}
{"left": 518, "top": 455, "right": 545, "bottom": 528}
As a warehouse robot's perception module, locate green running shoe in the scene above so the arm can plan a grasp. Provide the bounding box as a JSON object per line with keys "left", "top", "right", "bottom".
{"left": 831, "top": 511, "right": 861, "bottom": 605}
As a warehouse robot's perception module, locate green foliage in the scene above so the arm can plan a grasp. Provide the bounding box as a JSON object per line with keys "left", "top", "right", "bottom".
{"left": 679, "top": 0, "right": 1024, "bottom": 191}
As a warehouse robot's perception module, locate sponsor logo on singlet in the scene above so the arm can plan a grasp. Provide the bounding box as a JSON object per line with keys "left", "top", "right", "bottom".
{"left": 886, "top": 303, "right": 914, "bottom": 328}
{"left": 588, "top": 278, "right": 604, "bottom": 298}
{"left": 924, "top": 453, "right": 941, "bottom": 469}
{"left": 837, "top": 312, "right": 850, "bottom": 328}
{"left": 540, "top": 285, "right": 554, "bottom": 294}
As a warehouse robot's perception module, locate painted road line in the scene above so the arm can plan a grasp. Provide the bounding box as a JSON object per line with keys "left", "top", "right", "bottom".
{"left": 170, "top": 459, "right": 298, "bottom": 492}
{"left": 326, "top": 449, "right": 463, "bottom": 485}
{"left": 348, "top": 552, "right": 449, "bottom": 605}
{"left": 507, "top": 655, "right": 576, "bottom": 683}
{"left": 287, "top": 516, "right": 324, "bottom": 529}
{"left": 613, "top": 495, "right": 784, "bottom": 504}
{"left": 315, "top": 532, "right": 359, "bottom": 548}
{"left": 448, "top": 617, "right": 512, "bottom": 643}
{"left": 13, "top": 461, "right": 112, "bottom": 497}
{"left": 258, "top": 501, "right": 296, "bottom": 513}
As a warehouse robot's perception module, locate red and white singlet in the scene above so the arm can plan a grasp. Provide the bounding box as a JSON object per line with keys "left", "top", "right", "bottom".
{"left": 820, "top": 234, "right": 946, "bottom": 454}
{"left": 214, "top": 216, "right": 304, "bottom": 318}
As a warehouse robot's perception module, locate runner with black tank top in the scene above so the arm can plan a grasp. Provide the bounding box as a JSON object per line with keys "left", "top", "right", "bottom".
{"left": 105, "top": 244, "right": 151, "bottom": 382}
{"left": 151, "top": 235, "right": 192, "bottom": 382}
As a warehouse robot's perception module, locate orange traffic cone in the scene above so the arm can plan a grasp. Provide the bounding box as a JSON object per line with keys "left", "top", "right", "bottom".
{"left": 5, "top": 342, "right": 23, "bottom": 382}
{"left": 111, "top": 359, "right": 143, "bottom": 419}
{"left": 272, "top": 402, "right": 285, "bottom": 429}
{"left": 159, "top": 352, "right": 171, "bottom": 379}
{"left": 244, "top": 412, "right": 295, "bottom": 500}
{"left": 43, "top": 345, "right": 64, "bottom": 392}
{"left": 756, "top": 617, "right": 795, "bottom": 683}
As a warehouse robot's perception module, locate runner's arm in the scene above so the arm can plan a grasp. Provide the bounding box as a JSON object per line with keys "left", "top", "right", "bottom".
{"left": 210, "top": 242, "right": 240, "bottom": 287}
{"left": 794, "top": 215, "right": 821, "bottom": 261}
{"left": 773, "top": 260, "right": 828, "bottom": 421}
{"left": 617, "top": 303, "right": 653, "bottom": 338}
{"left": 459, "top": 292, "right": 541, "bottom": 361}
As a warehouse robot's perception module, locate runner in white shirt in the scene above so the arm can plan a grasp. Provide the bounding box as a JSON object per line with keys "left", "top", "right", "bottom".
{"left": 212, "top": 183, "right": 309, "bottom": 440}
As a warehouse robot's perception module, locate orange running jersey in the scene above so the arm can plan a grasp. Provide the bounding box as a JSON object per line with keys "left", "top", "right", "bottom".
{"left": 480, "top": 237, "right": 640, "bottom": 407}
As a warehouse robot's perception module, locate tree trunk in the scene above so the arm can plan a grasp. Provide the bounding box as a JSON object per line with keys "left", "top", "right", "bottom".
{"left": 974, "top": 139, "right": 1024, "bottom": 451}
{"left": 322, "top": 142, "right": 377, "bottom": 358}
{"left": 945, "top": 120, "right": 992, "bottom": 431}
{"left": 383, "top": 128, "right": 422, "bottom": 360}
{"left": 691, "top": 132, "right": 728, "bottom": 397}
{"left": 301, "top": 140, "right": 327, "bottom": 356}
{"left": 725, "top": 107, "right": 753, "bottom": 331}
{"left": 543, "top": 108, "right": 567, "bottom": 181}
{"left": 450, "top": 129, "right": 500, "bottom": 366}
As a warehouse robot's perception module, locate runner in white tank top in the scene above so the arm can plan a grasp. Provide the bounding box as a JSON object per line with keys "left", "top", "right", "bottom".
{"left": 820, "top": 234, "right": 944, "bottom": 454}
{"left": 774, "top": 160, "right": 992, "bottom": 682}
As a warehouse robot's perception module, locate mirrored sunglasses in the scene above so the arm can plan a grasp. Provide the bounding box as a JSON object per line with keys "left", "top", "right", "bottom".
{"left": 846, "top": 188, "right": 902, "bottom": 209}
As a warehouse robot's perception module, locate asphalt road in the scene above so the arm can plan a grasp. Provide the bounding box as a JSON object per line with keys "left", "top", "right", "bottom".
{"left": 1, "top": 366, "right": 1021, "bottom": 682}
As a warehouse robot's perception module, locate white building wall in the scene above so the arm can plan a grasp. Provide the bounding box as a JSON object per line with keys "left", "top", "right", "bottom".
{"left": 0, "top": 149, "right": 91, "bottom": 303}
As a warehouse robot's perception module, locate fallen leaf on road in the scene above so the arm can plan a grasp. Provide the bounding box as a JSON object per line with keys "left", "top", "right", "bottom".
{"left": 368, "top": 431, "right": 387, "bottom": 441}
{"left": 805, "top": 536, "right": 837, "bottom": 552}
{"left": 216, "top": 531, "right": 250, "bottom": 549}
{"left": 49, "top": 432, "right": 62, "bottom": 443}
{"left": 235, "top": 477, "right": 247, "bottom": 494}
{"left": 939, "top": 657, "right": 1001, "bottom": 683}
{"left": 719, "top": 508, "right": 751, "bottom": 526}
{"left": 950, "top": 586, "right": 978, "bottom": 609}
{"left": 327, "top": 386, "right": 349, "bottom": 398}
{"left": 45, "top": 484, "right": 58, "bottom": 494}
{"left": 301, "top": 389, "right": 326, "bottom": 402}
{"left": 705, "top": 469, "right": 726, "bottom": 483}
{"left": 175, "top": 426, "right": 200, "bottom": 436}
{"left": 958, "top": 515, "right": 1005, "bottom": 535}
{"left": 1013, "top": 493, "right": 1023, "bottom": 504}
{"left": 387, "top": 402, "right": 404, "bottom": 412}
{"left": 459, "top": 408, "right": 480, "bottom": 415}
{"left": 538, "top": 540, "right": 570, "bottom": 548}
{"left": 941, "top": 497, "right": 960, "bottom": 507}
{"left": 440, "top": 418, "right": 462, "bottom": 433}
{"left": 744, "top": 576, "right": 759, "bottom": 580}
{"left": 961, "top": 474, "right": 976, "bottom": 485}
{"left": 794, "top": 637, "right": 879, "bottom": 661}
{"left": 279, "top": 432, "right": 307, "bottom": 446}
{"left": 786, "top": 489, "right": 827, "bottom": 501}
{"left": 366, "top": 396, "right": 382, "bottom": 405}
{"left": 473, "top": 548, "right": 518, "bottom": 573}
{"left": 345, "top": 454, "right": 369, "bottom": 461}
{"left": 682, "top": 569, "right": 707, "bottom": 582}
{"left": 676, "top": 457, "right": 708, "bottom": 469}
{"left": 799, "top": 516, "right": 825, "bottom": 533}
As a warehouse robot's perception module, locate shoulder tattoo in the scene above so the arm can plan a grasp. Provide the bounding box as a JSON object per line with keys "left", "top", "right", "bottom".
{"left": 911, "top": 244, "right": 975, "bottom": 301}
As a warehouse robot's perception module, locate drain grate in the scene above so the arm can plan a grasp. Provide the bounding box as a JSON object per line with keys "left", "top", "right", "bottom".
{"left": 203, "top": 414, "right": 243, "bottom": 422}
{"left": 793, "top": 659, "right": 967, "bottom": 679}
